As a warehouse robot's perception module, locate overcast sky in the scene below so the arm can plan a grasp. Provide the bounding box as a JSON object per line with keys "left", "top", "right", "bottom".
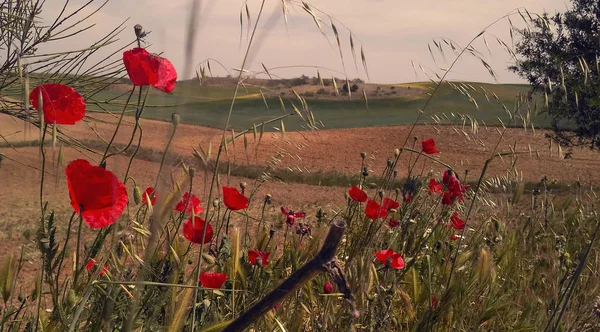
{"left": 41, "top": 0, "right": 568, "bottom": 84}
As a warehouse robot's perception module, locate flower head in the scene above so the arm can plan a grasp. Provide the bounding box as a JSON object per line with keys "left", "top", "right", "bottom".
{"left": 174, "top": 192, "right": 204, "bottom": 214}
{"left": 323, "top": 281, "right": 334, "bottom": 294}
{"left": 182, "top": 216, "right": 214, "bottom": 244}
{"left": 375, "top": 248, "right": 405, "bottom": 269}
{"left": 348, "top": 185, "right": 368, "bottom": 203}
{"left": 123, "top": 47, "right": 177, "bottom": 93}
{"left": 388, "top": 219, "right": 400, "bottom": 228}
{"left": 381, "top": 197, "right": 400, "bottom": 211}
{"left": 199, "top": 272, "right": 227, "bottom": 289}
{"left": 428, "top": 179, "right": 443, "bottom": 195}
{"left": 248, "top": 249, "right": 270, "bottom": 266}
{"left": 30, "top": 84, "right": 86, "bottom": 125}
{"left": 85, "top": 259, "right": 108, "bottom": 277}
{"left": 281, "top": 207, "right": 306, "bottom": 226}
{"left": 421, "top": 138, "right": 440, "bottom": 154}
{"left": 66, "top": 159, "right": 128, "bottom": 229}
{"left": 142, "top": 187, "right": 157, "bottom": 206}
{"left": 450, "top": 212, "right": 466, "bottom": 230}
{"left": 295, "top": 223, "right": 311, "bottom": 236}
{"left": 365, "top": 199, "right": 389, "bottom": 220}
{"left": 223, "top": 186, "right": 249, "bottom": 210}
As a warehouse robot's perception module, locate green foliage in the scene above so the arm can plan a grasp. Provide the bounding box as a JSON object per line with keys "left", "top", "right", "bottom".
{"left": 510, "top": 0, "right": 600, "bottom": 149}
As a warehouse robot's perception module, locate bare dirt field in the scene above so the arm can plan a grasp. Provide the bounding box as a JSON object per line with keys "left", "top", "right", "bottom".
{"left": 20, "top": 112, "right": 600, "bottom": 182}
{"left": 2, "top": 110, "right": 600, "bottom": 289}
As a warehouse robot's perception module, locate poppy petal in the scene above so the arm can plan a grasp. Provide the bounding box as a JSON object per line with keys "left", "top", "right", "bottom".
{"left": 422, "top": 138, "right": 440, "bottom": 154}
{"left": 348, "top": 185, "right": 368, "bottom": 203}
{"left": 66, "top": 159, "right": 127, "bottom": 229}
{"left": 150, "top": 56, "right": 177, "bottom": 93}
{"left": 30, "top": 84, "right": 86, "bottom": 125}
{"left": 223, "top": 186, "right": 249, "bottom": 210}
{"left": 182, "top": 216, "right": 214, "bottom": 244}
{"left": 199, "top": 272, "right": 228, "bottom": 289}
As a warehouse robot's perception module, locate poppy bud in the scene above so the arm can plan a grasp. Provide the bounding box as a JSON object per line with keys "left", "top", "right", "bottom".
{"left": 99, "top": 160, "right": 107, "bottom": 169}
{"left": 323, "top": 281, "right": 334, "bottom": 294}
{"left": 394, "top": 148, "right": 400, "bottom": 157}
{"left": 256, "top": 257, "right": 262, "bottom": 267}
{"left": 17, "top": 294, "right": 24, "bottom": 303}
{"left": 386, "top": 158, "right": 393, "bottom": 167}
{"left": 67, "top": 289, "right": 78, "bottom": 307}
{"left": 395, "top": 188, "right": 401, "bottom": 196}
{"left": 134, "top": 24, "right": 144, "bottom": 39}
{"left": 213, "top": 199, "right": 219, "bottom": 208}
{"left": 188, "top": 167, "right": 196, "bottom": 178}
{"left": 133, "top": 186, "right": 142, "bottom": 205}
{"left": 240, "top": 182, "right": 247, "bottom": 194}
{"left": 265, "top": 194, "right": 272, "bottom": 204}
{"left": 389, "top": 208, "right": 397, "bottom": 214}
{"left": 378, "top": 190, "right": 384, "bottom": 199}
{"left": 360, "top": 152, "right": 366, "bottom": 159}
{"left": 393, "top": 170, "right": 398, "bottom": 178}
{"left": 269, "top": 229, "right": 275, "bottom": 239}
{"left": 171, "top": 113, "right": 180, "bottom": 127}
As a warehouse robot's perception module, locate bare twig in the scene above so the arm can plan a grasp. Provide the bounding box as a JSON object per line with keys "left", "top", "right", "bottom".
{"left": 223, "top": 220, "right": 354, "bottom": 332}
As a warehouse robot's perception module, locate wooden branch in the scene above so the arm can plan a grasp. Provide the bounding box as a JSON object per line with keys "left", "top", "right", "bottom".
{"left": 223, "top": 219, "right": 352, "bottom": 332}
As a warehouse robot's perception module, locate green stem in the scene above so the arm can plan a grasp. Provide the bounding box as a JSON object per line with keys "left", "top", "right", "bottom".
{"left": 100, "top": 87, "right": 136, "bottom": 164}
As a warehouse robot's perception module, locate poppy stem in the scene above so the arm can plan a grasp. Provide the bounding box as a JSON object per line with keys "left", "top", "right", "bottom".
{"left": 100, "top": 87, "right": 136, "bottom": 164}
{"left": 39, "top": 123, "right": 48, "bottom": 214}
{"left": 73, "top": 213, "right": 84, "bottom": 283}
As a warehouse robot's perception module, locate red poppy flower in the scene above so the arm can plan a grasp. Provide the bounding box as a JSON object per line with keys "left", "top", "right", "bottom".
{"left": 422, "top": 138, "right": 440, "bottom": 154}
{"left": 450, "top": 212, "right": 465, "bottom": 230}
{"left": 174, "top": 192, "right": 204, "bottom": 214}
{"left": 123, "top": 47, "right": 178, "bottom": 93}
{"left": 182, "top": 216, "right": 214, "bottom": 244}
{"left": 248, "top": 249, "right": 270, "bottom": 266}
{"left": 223, "top": 186, "right": 249, "bottom": 210}
{"left": 272, "top": 303, "right": 281, "bottom": 311}
{"left": 281, "top": 207, "right": 306, "bottom": 226}
{"left": 199, "top": 272, "right": 228, "bottom": 289}
{"left": 86, "top": 259, "right": 108, "bottom": 277}
{"left": 375, "top": 248, "right": 404, "bottom": 269}
{"left": 404, "top": 194, "right": 414, "bottom": 204}
{"left": 323, "top": 281, "right": 334, "bottom": 294}
{"left": 142, "top": 187, "right": 157, "bottom": 206}
{"left": 442, "top": 170, "right": 470, "bottom": 203}
{"left": 348, "top": 185, "right": 368, "bottom": 203}
{"left": 365, "top": 199, "right": 389, "bottom": 220}
{"left": 30, "top": 84, "right": 86, "bottom": 125}
{"left": 442, "top": 192, "right": 453, "bottom": 206}
{"left": 428, "top": 179, "right": 443, "bottom": 195}
{"left": 66, "top": 159, "right": 128, "bottom": 229}
{"left": 381, "top": 197, "right": 400, "bottom": 211}
{"left": 449, "top": 234, "right": 461, "bottom": 241}
{"left": 388, "top": 219, "right": 400, "bottom": 228}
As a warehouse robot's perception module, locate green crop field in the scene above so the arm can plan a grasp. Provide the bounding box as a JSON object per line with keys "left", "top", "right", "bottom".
{"left": 88, "top": 81, "right": 548, "bottom": 131}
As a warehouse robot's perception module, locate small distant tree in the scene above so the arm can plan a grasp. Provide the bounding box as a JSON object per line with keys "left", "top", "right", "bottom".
{"left": 351, "top": 84, "right": 359, "bottom": 92}
{"left": 342, "top": 83, "right": 349, "bottom": 92}
{"left": 510, "top": 0, "right": 600, "bottom": 149}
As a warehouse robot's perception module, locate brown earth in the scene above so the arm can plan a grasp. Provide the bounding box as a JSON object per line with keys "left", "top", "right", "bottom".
{"left": 1, "top": 110, "right": 599, "bottom": 295}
